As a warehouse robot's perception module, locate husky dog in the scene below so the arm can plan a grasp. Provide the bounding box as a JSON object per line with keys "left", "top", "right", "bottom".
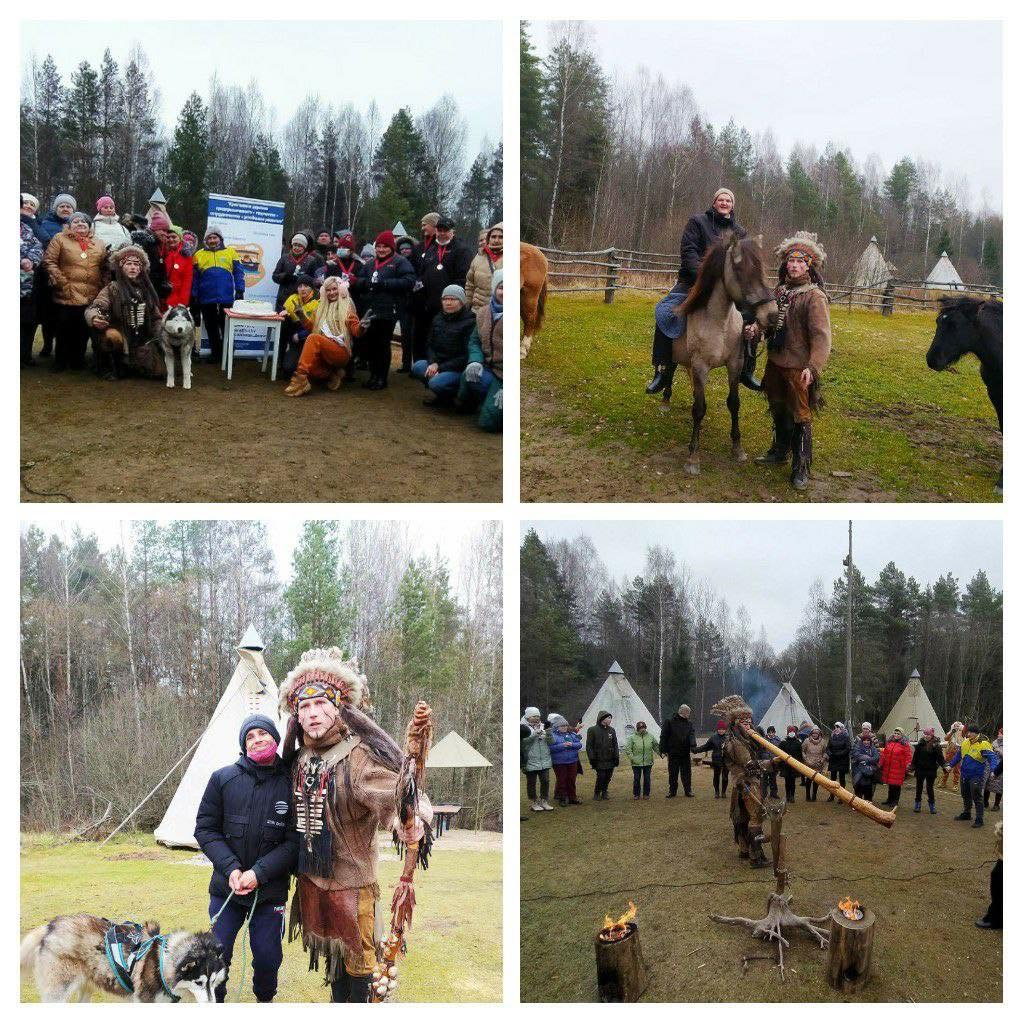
{"left": 159, "top": 305, "right": 196, "bottom": 389}
{"left": 20, "top": 915, "right": 225, "bottom": 1003}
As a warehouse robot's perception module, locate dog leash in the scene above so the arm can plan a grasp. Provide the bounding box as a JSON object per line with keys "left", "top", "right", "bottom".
{"left": 210, "top": 890, "right": 260, "bottom": 1001}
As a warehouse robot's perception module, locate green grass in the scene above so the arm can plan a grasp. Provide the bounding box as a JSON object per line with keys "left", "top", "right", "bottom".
{"left": 21, "top": 830, "right": 501, "bottom": 1003}
{"left": 521, "top": 293, "right": 1002, "bottom": 502}
{"left": 520, "top": 766, "right": 1001, "bottom": 1002}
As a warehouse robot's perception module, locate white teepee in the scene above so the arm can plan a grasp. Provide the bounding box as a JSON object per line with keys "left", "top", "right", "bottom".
{"left": 879, "top": 669, "right": 944, "bottom": 743}
{"left": 925, "top": 252, "right": 964, "bottom": 290}
{"left": 580, "top": 662, "right": 660, "bottom": 746}
{"left": 154, "top": 627, "right": 283, "bottom": 848}
{"left": 758, "top": 680, "right": 814, "bottom": 735}
{"left": 427, "top": 730, "right": 492, "bottom": 769}
{"left": 849, "top": 236, "right": 896, "bottom": 289}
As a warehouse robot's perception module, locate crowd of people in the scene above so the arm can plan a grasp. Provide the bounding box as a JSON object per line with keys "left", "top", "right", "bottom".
{"left": 20, "top": 192, "right": 502, "bottom": 432}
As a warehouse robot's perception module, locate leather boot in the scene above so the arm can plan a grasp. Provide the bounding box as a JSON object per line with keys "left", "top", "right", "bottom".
{"left": 327, "top": 368, "right": 345, "bottom": 391}
{"left": 646, "top": 362, "right": 676, "bottom": 396}
{"left": 755, "top": 405, "right": 792, "bottom": 464}
{"left": 748, "top": 841, "right": 769, "bottom": 868}
{"left": 347, "top": 974, "right": 372, "bottom": 1002}
{"left": 739, "top": 335, "right": 762, "bottom": 391}
{"left": 285, "top": 372, "right": 312, "bottom": 396}
{"left": 790, "top": 421, "right": 812, "bottom": 490}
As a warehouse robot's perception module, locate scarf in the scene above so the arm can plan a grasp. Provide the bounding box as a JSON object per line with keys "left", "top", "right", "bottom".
{"left": 247, "top": 742, "right": 278, "bottom": 765}
{"left": 489, "top": 295, "right": 503, "bottom": 322}
{"left": 482, "top": 246, "right": 501, "bottom": 269}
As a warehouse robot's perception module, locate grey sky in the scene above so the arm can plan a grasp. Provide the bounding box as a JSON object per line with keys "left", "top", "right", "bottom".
{"left": 531, "top": 20, "right": 1002, "bottom": 210}
{"left": 21, "top": 20, "right": 502, "bottom": 163}
{"left": 522, "top": 520, "right": 1002, "bottom": 650}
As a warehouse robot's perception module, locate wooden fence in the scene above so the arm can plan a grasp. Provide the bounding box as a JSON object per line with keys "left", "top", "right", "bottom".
{"left": 537, "top": 245, "right": 1002, "bottom": 313}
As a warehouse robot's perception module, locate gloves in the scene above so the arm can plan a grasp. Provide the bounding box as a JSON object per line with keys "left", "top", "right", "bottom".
{"left": 464, "top": 361, "right": 483, "bottom": 383}
{"left": 413, "top": 280, "right": 424, "bottom": 292}
{"left": 493, "top": 389, "right": 503, "bottom": 411}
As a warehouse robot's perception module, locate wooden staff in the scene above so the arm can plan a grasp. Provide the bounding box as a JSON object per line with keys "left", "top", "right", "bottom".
{"left": 740, "top": 724, "right": 896, "bottom": 829}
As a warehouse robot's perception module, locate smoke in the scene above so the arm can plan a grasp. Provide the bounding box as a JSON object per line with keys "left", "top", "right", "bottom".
{"left": 736, "top": 666, "right": 781, "bottom": 723}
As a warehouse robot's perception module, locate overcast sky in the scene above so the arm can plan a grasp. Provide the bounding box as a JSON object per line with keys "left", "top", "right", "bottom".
{"left": 522, "top": 519, "right": 1002, "bottom": 650}
{"left": 531, "top": 20, "right": 1002, "bottom": 210}
{"left": 21, "top": 20, "right": 502, "bottom": 161}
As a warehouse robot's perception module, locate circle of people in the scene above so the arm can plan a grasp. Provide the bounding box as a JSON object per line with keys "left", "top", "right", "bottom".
{"left": 20, "top": 192, "right": 503, "bottom": 432}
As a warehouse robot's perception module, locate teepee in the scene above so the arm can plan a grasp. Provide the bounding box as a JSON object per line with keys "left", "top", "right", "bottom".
{"left": 154, "top": 626, "right": 283, "bottom": 848}
{"left": 758, "top": 680, "right": 814, "bottom": 735}
{"left": 879, "top": 669, "right": 944, "bottom": 743}
{"left": 925, "top": 252, "right": 964, "bottom": 290}
{"left": 580, "top": 662, "right": 660, "bottom": 746}
{"left": 849, "top": 236, "right": 896, "bottom": 289}
{"left": 427, "top": 730, "right": 492, "bottom": 768}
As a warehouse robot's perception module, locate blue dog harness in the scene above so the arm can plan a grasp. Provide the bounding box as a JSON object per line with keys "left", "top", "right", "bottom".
{"left": 103, "top": 922, "right": 179, "bottom": 1002}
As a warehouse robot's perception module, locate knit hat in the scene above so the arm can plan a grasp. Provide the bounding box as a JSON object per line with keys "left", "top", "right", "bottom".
{"left": 713, "top": 187, "right": 735, "bottom": 205}
{"left": 149, "top": 210, "right": 170, "bottom": 231}
{"left": 204, "top": 225, "right": 225, "bottom": 243}
{"left": 280, "top": 646, "right": 368, "bottom": 716}
{"left": 523, "top": 706, "right": 541, "bottom": 720}
{"left": 360, "top": 243, "right": 375, "bottom": 261}
{"left": 834, "top": 721, "right": 845, "bottom": 728}
{"left": 374, "top": 230, "right": 396, "bottom": 250}
{"left": 861, "top": 721, "right": 872, "bottom": 731}
{"left": 291, "top": 233, "right": 307, "bottom": 247}
{"left": 21, "top": 193, "right": 39, "bottom": 211}
{"left": 96, "top": 195, "right": 115, "bottom": 212}
{"left": 598, "top": 711, "right": 612, "bottom": 725}
{"left": 491, "top": 268, "right": 504, "bottom": 296}
{"left": 421, "top": 212, "right": 440, "bottom": 228}
{"left": 53, "top": 193, "right": 76, "bottom": 210}
{"left": 678, "top": 704, "right": 691, "bottom": 718}
{"left": 335, "top": 230, "right": 355, "bottom": 249}
{"left": 776, "top": 230, "right": 827, "bottom": 268}
{"left": 442, "top": 284, "right": 467, "bottom": 305}
{"left": 239, "top": 713, "right": 281, "bottom": 752}
{"left": 68, "top": 211, "right": 92, "bottom": 228}
{"left": 787, "top": 726, "right": 798, "bottom": 736}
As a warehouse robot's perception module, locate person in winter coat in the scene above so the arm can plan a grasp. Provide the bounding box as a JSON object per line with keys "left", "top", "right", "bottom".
{"left": 285, "top": 277, "right": 363, "bottom": 397}
{"left": 947, "top": 725, "right": 998, "bottom": 827}
{"left": 33, "top": 194, "right": 76, "bottom": 359}
{"left": 586, "top": 711, "right": 619, "bottom": 800}
{"left": 801, "top": 727, "right": 828, "bottom": 801}
{"left": 464, "top": 222, "right": 503, "bottom": 311}
{"left": 548, "top": 715, "right": 583, "bottom": 806}
{"left": 412, "top": 284, "right": 475, "bottom": 404}
{"left": 976, "top": 820, "right": 1002, "bottom": 930}
{"left": 272, "top": 233, "right": 323, "bottom": 311}
{"left": 521, "top": 707, "right": 553, "bottom": 812}
{"left": 36, "top": 193, "right": 76, "bottom": 246}
{"left": 280, "top": 276, "right": 319, "bottom": 375}
{"left": 43, "top": 212, "right": 108, "bottom": 371}
{"left": 161, "top": 225, "right": 194, "bottom": 310}
{"left": 761, "top": 726, "right": 780, "bottom": 798}
{"left": 413, "top": 216, "right": 473, "bottom": 349}
{"left": 84, "top": 244, "right": 165, "bottom": 380}
{"left": 194, "top": 714, "right": 298, "bottom": 1003}
{"left": 192, "top": 226, "right": 246, "bottom": 364}
{"left": 659, "top": 704, "right": 696, "bottom": 798}
{"left": 940, "top": 721, "right": 966, "bottom": 789}
{"left": 347, "top": 230, "right": 415, "bottom": 390}
{"left": 776, "top": 725, "right": 804, "bottom": 802}
{"left": 695, "top": 720, "right": 729, "bottom": 798}
{"left": 878, "top": 727, "right": 914, "bottom": 808}
{"left": 850, "top": 724, "right": 880, "bottom": 802}
{"left": 459, "top": 269, "right": 504, "bottom": 431}
{"left": 826, "top": 722, "right": 852, "bottom": 798}
{"left": 144, "top": 211, "right": 174, "bottom": 301}
{"left": 646, "top": 188, "right": 760, "bottom": 404}
{"left": 625, "top": 721, "right": 659, "bottom": 800}
{"left": 21, "top": 193, "right": 43, "bottom": 241}
{"left": 757, "top": 232, "right": 832, "bottom": 490}
{"left": 20, "top": 221, "right": 44, "bottom": 367}
{"left": 984, "top": 728, "right": 1003, "bottom": 810}
{"left": 912, "top": 727, "right": 946, "bottom": 814}
{"left": 181, "top": 230, "right": 199, "bottom": 259}
{"left": 91, "top": 196, "right": 132, "bottom": 251}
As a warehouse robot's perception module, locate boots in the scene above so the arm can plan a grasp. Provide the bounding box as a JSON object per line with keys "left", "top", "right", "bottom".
{"left": 327, "top": 368, "right": 345, "bottom": 391}
{"left": 739, "top": 334, "right": 762, "bottom": 391}
{"left": 755, "top": 405, "right": 792, "bottom": 464}
{"left": 929, "top": 802, "right": 936, "bottom": 813}
{"left": 914, "top": 801, "right": 921, "bottom": 813}
{"left": 646, "top": 362, "right": 676, "bottom": 396}
{"left": 748, "top": 841, "right": 769, "bottom": 868}
{"left": 790, "top": 421, "right": 812, "bottom": 490}
{"left": 285, "top": 372, "right": 311, "bottom": 396}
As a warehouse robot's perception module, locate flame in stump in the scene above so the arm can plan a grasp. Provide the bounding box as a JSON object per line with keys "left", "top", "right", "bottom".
{"left": 595, "top": 902, "right": 646, "bottom": 1001}
{"left": 838, "top": 897, "right": 864, "bottom": 921}
{"left": 599, "top": 901, "right": 637, "bottom": 942}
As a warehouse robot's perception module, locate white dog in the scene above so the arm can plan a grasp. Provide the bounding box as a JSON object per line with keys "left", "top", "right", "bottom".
{"left": 159, "top": 305, "right": 195, "bottom": 389}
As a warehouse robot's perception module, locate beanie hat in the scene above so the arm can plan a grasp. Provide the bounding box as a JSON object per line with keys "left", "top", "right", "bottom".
{"left": 713, "top": 187, "right": 735, "bottom": 205}
{"left": 149, "top": 210, "right": 170, "bottom": 231}
{"left": 204, "top": 225, "right": 225, "bottom": 243}
{"left": 21, "top": 193, "right": 39, "bottom": 211}
{"left": 861, "top": 721, "right": 872, "bottom": 731}
{"left": 441, "top": 284, "right": 466, "bottom": 305}
{"left": 523, "top": 706, "right": 541, "bottom": 720}
{"left": 291, "top": 233, "right": 308, "bottom": 247}
{"left": 68, "top": 211, "right": 93, "bottom": 228}
{"left": 239, "top": 713, "right": 281, "bottom": 752}
{"left": 787, "top": 726, "right": 798, "bottom": 736}
{"left": 53, "top": 193, "right": 76, "bottom": 211}
{"left": 96, "top": 195, "right": 115, "bottom": 212}
{"left": 598, "top": 711, "right": 612, "bottom": 725}
{"left": 421, "top": 212, "right": 440, "bottom": 228}
{"left": 491, "top": 268, "right": 504, "bottom": 296}
{"left": 678, "top": 704, "right": 691, "bottom": 718}
{"left": 374, "top": 230, "right": 396, "bottom": 250}
{"left": 336, "top": 230, "right": 355, "bottom": 249}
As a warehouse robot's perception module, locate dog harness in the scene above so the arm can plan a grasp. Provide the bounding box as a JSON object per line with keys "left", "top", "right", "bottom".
{"left": 103, "top": 921, "right": 180, "bottom": 1002}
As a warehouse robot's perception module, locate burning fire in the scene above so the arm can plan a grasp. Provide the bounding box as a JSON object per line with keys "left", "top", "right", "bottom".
{"left": 838, "top": 897, "right": 863, "bottom": 921}
{"left": 601, "top": 901, "right": 637, "bottom": 940}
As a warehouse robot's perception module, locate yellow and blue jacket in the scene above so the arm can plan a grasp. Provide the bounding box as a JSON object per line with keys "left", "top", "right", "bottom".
{"left": 192, "top": 245, "right": 246, "bottom": 306}
{"left": 948, "top": 737, "right": 997, "bottom": 782}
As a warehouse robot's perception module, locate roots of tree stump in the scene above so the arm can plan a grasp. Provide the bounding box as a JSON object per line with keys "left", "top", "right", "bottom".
{"left": 710, "top": 891, "right": 831, "bottom": 979}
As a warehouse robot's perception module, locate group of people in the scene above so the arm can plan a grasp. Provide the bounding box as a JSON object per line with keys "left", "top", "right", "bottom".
{"left": 20, "top": 192, "right": 503, "bottom": 432}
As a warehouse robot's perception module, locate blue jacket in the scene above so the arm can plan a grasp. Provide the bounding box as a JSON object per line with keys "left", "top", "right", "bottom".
{"left": 192, "top": 244, "right": 246, "bottom": 306}
{"left": 36, "top": 211, "right": 69, "bottom": 245}
{"left": 948, "top": 739, "right": 997, "bottom": 783}
{"left": 194, "top": 754, "right": 297, "bottom": 908}
{"left": 549, "top": 729, "right": 583, "bottom": 766}
{"left": 851, "top": 739, "right": 880, "bottom": 786}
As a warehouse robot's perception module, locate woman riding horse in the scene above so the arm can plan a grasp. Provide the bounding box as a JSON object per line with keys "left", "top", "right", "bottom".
{"left": 646, "top": 187, "right": 762, "bottom": 401}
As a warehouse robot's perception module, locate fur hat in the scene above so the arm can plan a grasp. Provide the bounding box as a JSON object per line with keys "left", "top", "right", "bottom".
{"left": 776, "top": 230, "right": 827, "bottom": 267}
{"left": 710, "top": 694, "right": 753, "bottom": 723}
{"left": 280, "top": 647, "right": 368, "bottom": 717}
{"left": 109, "top": 243, "right": 151, "bottom": 272}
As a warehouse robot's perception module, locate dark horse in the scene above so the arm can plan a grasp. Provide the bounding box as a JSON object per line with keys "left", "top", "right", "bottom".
{"left": 926, "top": 296, "right": 1003, "bottom": 494}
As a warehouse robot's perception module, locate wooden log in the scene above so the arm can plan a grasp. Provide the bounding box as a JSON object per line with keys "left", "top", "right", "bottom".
{"left": 595, "top": 924, "right": 648, "bottom": 1002}
{"left": 825, "top": 906, "right": 876, "bottom": 993}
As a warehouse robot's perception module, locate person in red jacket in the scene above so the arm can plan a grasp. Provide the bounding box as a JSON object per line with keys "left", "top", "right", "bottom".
{"left": 162, "top": 225, "right": 194, "bottom": 311}
{"left": 878, "top": 727, "right": 914, "bottom": 808}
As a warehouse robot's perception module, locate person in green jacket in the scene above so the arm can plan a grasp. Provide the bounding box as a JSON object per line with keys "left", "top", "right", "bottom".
{"left": 625, "top": 721, "right": 660, "bottom": 800}
{"left": 521, "top": 706, "right": 554, "bottom": 812}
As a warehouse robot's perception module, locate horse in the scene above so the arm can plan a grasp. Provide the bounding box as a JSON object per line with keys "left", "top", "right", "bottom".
{"left": 926, "top": 295, "right": 1003, "bottom": 493}
{"left": 520, "top": 242, "right": 548, "bottom": 358}
{"left": 670, "top": 233, "right": 778, "bottom": 476}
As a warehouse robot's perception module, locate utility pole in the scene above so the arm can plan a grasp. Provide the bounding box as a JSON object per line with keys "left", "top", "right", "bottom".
{"left": 844, "top": 521, "right": 853, "bottom": 731}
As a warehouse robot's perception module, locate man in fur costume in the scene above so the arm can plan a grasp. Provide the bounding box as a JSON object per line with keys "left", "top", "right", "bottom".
{"left": 711, "top": 695, "right": 769, "bottom": 868}
{"left": 280, "top": 648, "right": 433, "bottom": 1003}
{"left": 755, "top": 231, "right": 832, "bottom": 491}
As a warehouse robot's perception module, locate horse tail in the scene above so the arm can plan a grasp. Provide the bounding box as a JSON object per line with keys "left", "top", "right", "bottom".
{"left": 536, "top": 279, "right": 547, "bottom": 332}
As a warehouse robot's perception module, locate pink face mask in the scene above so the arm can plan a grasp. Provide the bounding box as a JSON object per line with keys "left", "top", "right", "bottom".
{"left": 247, "top": 739, "right": 277, "bottom": 764}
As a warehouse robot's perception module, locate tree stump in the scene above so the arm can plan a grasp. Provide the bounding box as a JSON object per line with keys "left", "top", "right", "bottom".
{"left": 595, "top": 924, "right": 647, "bottom": 1002}
{"left": 825, "top": 906, "right": 876, "bottom": 993}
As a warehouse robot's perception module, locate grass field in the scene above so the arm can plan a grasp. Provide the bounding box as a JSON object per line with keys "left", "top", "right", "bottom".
{"left": 20, "top": 830, "right": 501, "bottom": 1003}
{"left": 520, "top": 764, "right": 1001, "bottom": 1002}
{"left": 521, "top": 294, "right": 1002, "bottom": 502}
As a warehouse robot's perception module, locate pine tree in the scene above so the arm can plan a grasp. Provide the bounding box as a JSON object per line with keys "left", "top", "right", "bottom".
{"left": 283, "top": 522, "right": 347, "bottom": 665}
{"left": 31, "top": 55, "right": 68, "bottom": 200}
{"left": 370, "top": 108, "right": 430, "bottom": 227}
{"left": 787, "top": 151, "right": 821, "bottom": 225}
{"left": 934, "top": 226, "right": 953, "bottom": 258}
{"left": 981, "top": 237, "right": 1001, "bottom": 282}
{"left": 165, "top": 92, "right": 211, "bottom": 230}
{"left": 97, "top": 50, "right": 121, "bottom": 196}
{"left": 520, "top": 23, "right": 545, "bottom": 175}
{"left": 455, "top": 151, "right": 491, "bottom": 239}
{"left": 486, "top": 142, "right": 503, "bottom": 225}
{"left": 64, "top": 61, "right": 101, "bottom": 200}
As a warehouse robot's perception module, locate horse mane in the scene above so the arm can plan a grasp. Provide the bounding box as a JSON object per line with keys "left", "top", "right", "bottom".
{"left": 681, "top": 235, "right": 731, "bottom": 315}
{"left": 940, "top": 295, "right": 1002, "bottom": 322}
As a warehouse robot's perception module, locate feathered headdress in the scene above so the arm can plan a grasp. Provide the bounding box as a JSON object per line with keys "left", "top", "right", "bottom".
{"left": 279, "top": 647, "right": 367, "bottom": 715}
{"left": 776, "top": 230, "right": 827, "bottom": 268}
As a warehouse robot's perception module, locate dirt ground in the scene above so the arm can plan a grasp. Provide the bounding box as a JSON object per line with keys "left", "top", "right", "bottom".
{"left": 21, "top": 341, "right": 501, "bottom": 503}
{"left": 521, "top": 762, "right": 1001, "bottom": 1002}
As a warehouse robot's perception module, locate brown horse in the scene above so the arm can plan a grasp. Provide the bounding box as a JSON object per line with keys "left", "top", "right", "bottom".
{"left": 520, "top": 242, "right": 548, "bottom": 358}
{"left": 671, "top": 233, "right": 777, "bottom": 476}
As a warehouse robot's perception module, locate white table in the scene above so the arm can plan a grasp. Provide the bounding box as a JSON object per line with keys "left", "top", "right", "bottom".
{"left": 222, "top": 309, "right": 286, "bottom": 381}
